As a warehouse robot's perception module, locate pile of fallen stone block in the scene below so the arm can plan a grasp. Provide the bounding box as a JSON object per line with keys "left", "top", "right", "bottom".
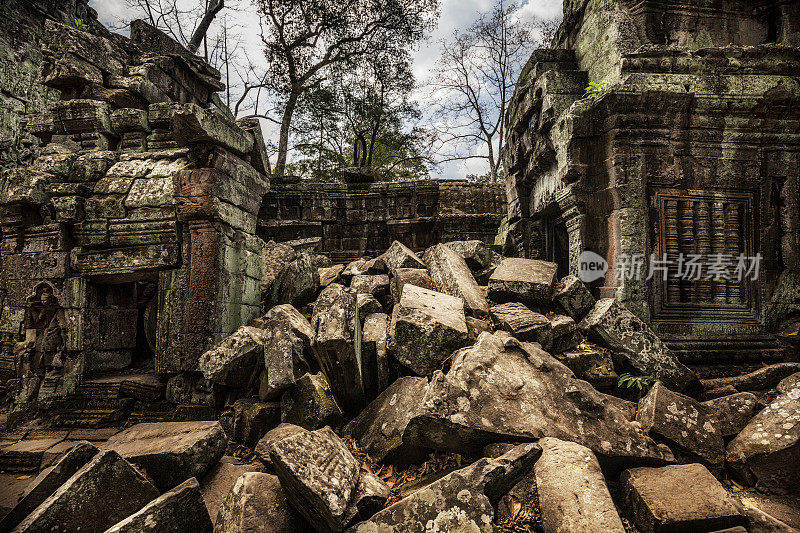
{"left": 3, "top": 239, "right": 799, "bottom": 532}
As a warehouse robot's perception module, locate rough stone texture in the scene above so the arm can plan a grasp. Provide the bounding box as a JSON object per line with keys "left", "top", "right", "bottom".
{"left": 389, "top": 284, "right": 470, "bottom": 376}
{"left": 199, "top": 456, "right": 262, "bottom": 526}
{"left": 103, "top": 421, "right": 227, "bottom": 490}
{"left": 219, "top": 398, "right": 280, "bottom": 447}
{"left": 379, "top": 240, "right": 426, "bottom": 271}
{"left": 405, "top": 332, "right": 673, "bottom": 467}
{"left": 360, "top": 312, "right": 390, "bottom": 401}
{"left": 637, "top": 382, "right": 725, "bottom": 469}
{"left": 621, "top": 464, "right": 747, "bottom": 533}
{"left": 343, "top": 471, "right": 391, "bottom": 526}
{"left": 253, "top": 423, "right": 308, "bottom": 467}
{"left": 490, "top": 302, "right": 553, "bottom": 348}
{"left": 344, "top": 376, "right": 428, "bottom": 464}
{"left": 261, "top": 240, "right": 297, "bottom": 294}
{"left": 198, "top": 326, "right": 267, "bottom": 388}
{"left": 260, "top": 181, "right": 506, "bottom": 264}
{"left": 311, "top": 283, "right": 364, "bottom": 410}
{"left": 703, "top": 364, "right": 800, "bottom": 393}
{"left": 267, "top": 253, "right": 321, "bottom": 308}
{"left": 257, "top": 318, "right": 310, "bottom": 401}
{"left": 580, "top": 299, "right": 699, "bottom": 393}
{"left": 444, "top": 240, "right": 492, "bottom": 270}
{"left": 320, "top": 264, "right": 346, "bottom": 288}
{"left": 702, "top": 392, "right": 762, "bottom": 438}
{"left": 488, "top": 258, "right": 558, "bottom": 306}
{"left": 0, "top": 441, "right": 99, "bottom": 531}
{"left": 535, "top": 437, "right": 626, "bottom": 533}
{"left": 105, "top": 477, "right": 213, "bottom": 533}
{"left": 280, "top": 372, "right": 343, "bottom": 430}
{"left": 213, "top": 472, "right": 310, "bottom": 533}
{"left": 727, "top": 381, "right": 800, "bottom": 494}
{"left": 269, "top": 426, "right": 360, "bottom": 533}
{"left": 351, "top": 274, "right": 391, "bottom": 309}
{"left": 390, "top": 268, "right": 434, "bottom": 303}
{"left": 423, "top": 243, "right": 490, "bottom": 318}
{"left": 262, "top": 304, "right": 315, "bottom": 346}
{"left": 554, "top": 275, "right": 596, "bottom": 321}
{"left": 549, "top": 314, "right": 582, "bottom": 353}
{"left": 777, "top": 372, "right": 800, "bottom": 395}
{"left": 13, "top": 449, "right": 160, "bottom": 532}
{"left": 348, "top": 443, "right": 541, "bottom": 533}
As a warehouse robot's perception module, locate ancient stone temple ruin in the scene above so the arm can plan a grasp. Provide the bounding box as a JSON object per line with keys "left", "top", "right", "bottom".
{"left": 504, "top": 0, "right": 800, "bottom": 362}
{"left": 0, "top": 14, "right": 269, "bottom": 413}
{"left": 0, "top": 1, "right": 799, "bottom": 532}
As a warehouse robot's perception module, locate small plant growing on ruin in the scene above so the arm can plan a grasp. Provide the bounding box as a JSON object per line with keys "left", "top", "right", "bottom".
{"left": 617, "top": 373, "right": 655, "bottom": 398}
{"left": 72, "top": 18, "right": 88, "bottom": 31}
{"left": 584, "top": 81, "right": 607, "bottom": 99}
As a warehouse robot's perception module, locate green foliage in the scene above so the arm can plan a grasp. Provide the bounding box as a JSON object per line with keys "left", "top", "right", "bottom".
{"left": 72, "top": 18, "right": 89, "bottom": 31}
{"left": 584, "top": 81, "right": 607, "bottom": 99}
{"left": 617, "top": 373, "right": 655, "bottom": 393}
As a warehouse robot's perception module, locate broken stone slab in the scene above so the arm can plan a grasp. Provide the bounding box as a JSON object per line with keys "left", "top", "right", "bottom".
{"left": 0, "top": 441, "right": 99, "bottom": 532}
{"left": 389, "top": 284, "right": 470, "bottom": 376}
{"left": 423, "top": 243, "right": 490, "bottom": 318}
{"left": 554, "top": 274, "right": 596, "bottom": 320}
{"left": 620, "top": 463, "right": 747, "bottom": 533}
{"left": 344, "top": 376, "right": 428, "bottom": 464}
{"left": 351, "top": 274, "right": 391, "bottom": 307}
{"left": 535, "top": 437, "right": 626, "bottom": 533}
{"left": 360, "top": 312, "right": 390, "bottom": 400}
{"left": 390, "top": 267, "right": 434, "bottom": 303}
{"left": 554, "top": 344, "right": 619, "bottom": 388}
{"left": 741, "top": 504, "right": 798, "bottom": 533}
{"left": 199, "top": 456, "right": 262, "bottom": 526}
{"left": 104, "top": 477, "right": 213, "bottom": 533}
{"left": 356, "top": 292, "right": 382, "bottom": 316}
{"left": 267, "top": 253, "right": 321, "bottom": 309}
{"left": 214, "top": 472, "right": 312, "bottom": 532}
{"left": 198, "top": 326, "right": 267, "bottom": 388}
{"left": 13, "top": 449, "right": 160, "bottom": 533}
{"left": 166, "top": 373, "right": 216, "bottom": 406}
{"left": 103, "top": 421, "right": 227, "bottom": 491}
{"left": 579, "top": 298, "right": 699, "bottom": 393}
{"left": 347, "top": 443, "right": 542, "bottom": 533}
{"left": 171, "top": 103, "right": 254, "bottom": 156}
{"left": 219, "top": 399, "right": 280, "bottom": 447}
{"left": 254, "top": 423, "right": 308, "bottom": 467}
{"left": 466, "top": 316, "right": 492, "bottom": 341}
{"left": 0, "top": 437, "right": 64, "bottom": 472}
{"left": 311, "top": 283, "right": 364, "bottom": 410}
{"left": 261, "top": 240, "right": 298, "bottom": 294}
{"left": 702, "top": 363, "right": 800, "bottom": 393}
{"left": 702, "top": 392, "right": 762, "bottom": 438}
{"left": 379, "top": 240, "right": 425, "bottom": 271}
{"left": 777, "top": 372, "right": 800, "bottom": 395}
{"left": 444, "top": 240, "right": 492, "bottom": 270}
{"left": 726, "top": 381, "right": 800, "bottom": 494}
{"left": 489, "top": 302, "right": 552, "bottom": 348}
{"left": 261, "top": 303, "right": 315, "bottom": 347}
{"left": 280, "top": 372, "right": 343, "bottom": 430}
{"left": 257, "top": 318, "right": 310, "bottom": 401}
{"left": 404, "top": 332, "right": 673, "bottom": 468}
{"left": 343, "top": 471, "right": 391, "bottom": 526}
{"left": 549, "top": 313, "right": 583, "bottom": 353}
{"left": 637, "top": 382, "right": 725, "bottom": 469}
{"left": 488, "top": 257, "right": 558, "bottom": 306}
{"left": 269, "top": 426, "right": 361, "bottom": 533}
{"left": 319, "top": 264, "right": 346, "bottom": 288}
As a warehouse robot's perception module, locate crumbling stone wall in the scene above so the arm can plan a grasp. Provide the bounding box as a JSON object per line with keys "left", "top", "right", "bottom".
{"left": 503, "top": 0, "right": 800, "bottom": 362}
{"left": 260, "top": 179, "right": 505, "bottom": 263}
{"left": 0, "top": 20, "right": 270, "bottom": 404}
{"left": 0, "top": 0, "right": 96, "bottom": 170}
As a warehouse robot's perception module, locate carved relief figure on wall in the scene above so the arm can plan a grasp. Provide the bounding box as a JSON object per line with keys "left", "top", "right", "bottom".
{"left": 13, "top": 283, "right": 66, "bottom": 399}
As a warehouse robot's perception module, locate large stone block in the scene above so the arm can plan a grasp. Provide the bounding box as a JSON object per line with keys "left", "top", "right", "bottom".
{"left": 220, "top": 398, "right": 280, "bottom": 447}
{"left": 702, "top": 392, "right": 762, "bottom": 438}
{"left": 105, "top": 477, "right": 213, "bottom": 533}
{"left": 405, "top": 332, "right": 673, "bottom": 467}
{"left": 488, "top": 257, "right": 558, "bottom": 306}
{"left": 423, "top": 243, "right": 489, "bottom": 318}
{"left": 214, "top": 472, "right": 311, "bottom": 532}
{"left": 535, "top": 438, "right": 625, "bottom": 533}
{"left": 378, "top": 240, "right": 425, "bottom": 271}
{"left": 490, "top": 302, "right": 552, "bottom": 348}
{"left": 267, "top": 253, "right": 320, "bottom": 308}
{"left": 444, "top": 240, "right": 492, "bottom": 270}
{"left": 726, "top": 381, "right": 800, "bottom": 494}
{"left": 637, "top": 382, "right": 725, "bottom": 469}
{"left": 621, "top": 464, "right": 747, "bottom": 533}
{"left": 103, "top": 421, "right": 227, "bottom": 490}
{"left": 171, "top": 103, "right": 254, "bottom": 156}
{"left": 269, "top": 426, "right": 361, "bottom": 533}
{"left": 554, "top": 274, "right": 595, "bottom": 320}
{"left": 13, "top": 450, "right": 159, "bottom": 533}
{"left": 344, "top": 376, "right": 428, "bottom": 464}
{"left": 388, "top": 284, "right": 470, "bottom": 376}
{"left": 390, "top": 268, "right": 433, "bottom": 303}
{"left": 579, "top": 298, "right": 699, "bottom": 393}
{"left": 280, "top": 372, "right": 343, "bottom": 430}
{"left": 198, "top": 325, "right": 266, "bottom": 388}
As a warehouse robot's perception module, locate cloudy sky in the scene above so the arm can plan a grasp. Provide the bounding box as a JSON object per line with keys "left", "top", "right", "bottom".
{"left": 89, "top": 0, "right": 563, "bottom": 178}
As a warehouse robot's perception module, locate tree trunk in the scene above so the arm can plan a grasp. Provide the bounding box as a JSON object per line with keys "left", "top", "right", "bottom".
{"left": 274, "top": 89, "right": 300, "bottom": 178}
{"left": 188, "top": 0, "right": 224, "bottom": 54}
